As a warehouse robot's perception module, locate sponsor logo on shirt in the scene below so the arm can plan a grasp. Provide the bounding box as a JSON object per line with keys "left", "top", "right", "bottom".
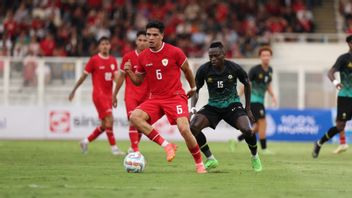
{"left": 146, "top": 63, "right": 153, "bottom": 67}
{"left": 99, "top": 66, "right": 105, "bottom": 70}
{"left": 162, "top": 58, "right": 168, "bottom": 66}
{"left": 348, "top": 62, "right": 352, "bottom": 68}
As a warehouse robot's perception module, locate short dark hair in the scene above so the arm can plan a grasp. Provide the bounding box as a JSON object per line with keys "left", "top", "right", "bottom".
{"left": 258, "top": 46, "right": 273, "bottom": 56}
{"left": 346, "top": 35, "right": 352, "bottom": 43}
{"left": 209, "top": 41, "right": 224, "bottom": 49}
{"left": 146, "top": 21, "right": 165, "bottom": 33}
{"left": 136, "top": 30, "right": 146, "bottom": 37}
{"left": 97, "top": 36, "right": 110, "bottom": 45}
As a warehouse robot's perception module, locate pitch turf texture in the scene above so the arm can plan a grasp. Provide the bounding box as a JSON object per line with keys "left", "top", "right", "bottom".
{"left": 1, "top": 141, "right": 352, "bottom": 198}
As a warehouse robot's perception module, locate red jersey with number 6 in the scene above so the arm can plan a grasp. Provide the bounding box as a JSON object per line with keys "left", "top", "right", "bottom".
{"left": 136, "top": 42, "right": 187, "bottom": 99}
{"left": 84, "top": 54, "right": 118, "bottom": 97}
{"left": 120, "top": 50, "right": 149, "bottom": 101}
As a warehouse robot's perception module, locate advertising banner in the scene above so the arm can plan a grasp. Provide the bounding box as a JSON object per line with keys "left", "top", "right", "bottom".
{"left": 266, "top": 109, "right": 332, "bottom": 141}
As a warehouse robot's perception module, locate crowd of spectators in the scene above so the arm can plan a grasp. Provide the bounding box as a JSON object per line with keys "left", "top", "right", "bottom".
{"left": 340, "top": 0, "right": 352, "bottom": 33}
{"left": 0, "top": 0, "right": 317, "bottom": 59}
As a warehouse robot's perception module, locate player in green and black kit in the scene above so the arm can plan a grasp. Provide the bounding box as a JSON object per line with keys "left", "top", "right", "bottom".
{"left": 190, "top": 41, "right": 262, "bottom": 172}
{"left": 236, "top": 47, "right": 277, "bottom": 154}
{"left": 312, "top": 35, "right": 352, "bottom": 158}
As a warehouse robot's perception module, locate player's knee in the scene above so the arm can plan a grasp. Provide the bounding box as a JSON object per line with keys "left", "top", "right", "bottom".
{"left": 178, "top": 124, "right": 191, "bottom": 137}
{"left": 130, "top": 111, "right": 141, "bottom": 125}
{"left": 190, "top": 122, "right": 201, "bottom": 136}
{"left": 241, "top": 128, "right": 253, "bottom": 137}
{"left": 336, "top": 122, "right": 346, "bottom": 131}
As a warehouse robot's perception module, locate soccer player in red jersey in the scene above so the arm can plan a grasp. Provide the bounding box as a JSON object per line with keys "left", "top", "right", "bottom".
{"left": 113, "top": 30, "right": 149, "bottom": 153}
{"left": 69, "top": 37, "right": 125, "bottom": 156}
{"left": 124, "top": 21, "right": 207, "bottom": 173}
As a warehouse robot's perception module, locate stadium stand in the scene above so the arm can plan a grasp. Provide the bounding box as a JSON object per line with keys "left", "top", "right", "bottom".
{"left": 1, "top": 0, "right": 317, "bottom": 59}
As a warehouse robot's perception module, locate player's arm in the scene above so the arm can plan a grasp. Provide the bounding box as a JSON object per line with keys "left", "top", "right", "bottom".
{"left": 124, "top": 59, "right": 145, "bottom": 86}
{"left": 190, "top": 66, "right": 205, "bottom": 115}
{"left": 238, "top": 67, "right": 255, "bottom": 122}
{"left": 181, "top": 60, "right": 197, "bottom": 98}
{"left": 267, "top": 83, "right": 278, "bottom": 107}
{"left": 112, "top": 71, "right": 125, "bottom": 108}
{"left": 328, "top": 66, "right": 343, "bottom": 90}
{"left": 68, "top": 72, "right": 88, "bottom": 101}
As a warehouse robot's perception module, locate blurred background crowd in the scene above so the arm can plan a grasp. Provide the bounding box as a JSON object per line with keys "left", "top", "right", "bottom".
{"left": 0, "top": 0, "right": 322, "bottom": 59}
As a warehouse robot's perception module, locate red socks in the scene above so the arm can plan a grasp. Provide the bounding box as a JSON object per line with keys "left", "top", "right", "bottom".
{"left": 340, "top": 132, "right": 346, "bottom": 144}
{"left": 146, "top": 129, "right": 165, "bottom": 146}
{"left": 87, "top": 126, "right": 104, "bottom": 142}
{"left": 129, "top": 126, "right": 142, "bottom": 152}
{"left": 105, "top": 127, "right": 116, "bottom": 146}
{"left": 189, "top": 145, "right": 203, "bottom": 164}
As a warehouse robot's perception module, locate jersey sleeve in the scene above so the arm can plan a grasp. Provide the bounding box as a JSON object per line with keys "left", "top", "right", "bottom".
{"left": 120, "top": 54, "right": 128, "bottom": 73}
{"left": 332, "top": 55, "right": 345, "bottom": 71}
{"left": 236, "top": 65, "right": 250, "bottom": 86}
{"left": 195, "top": 65, "right": 206, "bottom": 92}
{"left": 248, "top": 66, "right": 256, "bottom": 81}
{"left": 84, "top": 57, "right": 94, "bottom": 74}
{"left": 174, "top": 47, "right": 187, "bottom": 67}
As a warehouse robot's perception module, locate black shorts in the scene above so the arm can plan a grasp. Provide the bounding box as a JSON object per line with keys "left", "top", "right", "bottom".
{"left": 197, "top": 102, "right": 248, "bottom": 129}
{"left": 337, "top": 96, "right": 352, "bottom": 121}
{"left": 250, "top": 102, "right": 266, "bottom": 121}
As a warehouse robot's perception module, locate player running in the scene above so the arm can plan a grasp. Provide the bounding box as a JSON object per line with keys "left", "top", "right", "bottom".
{"left": 312, "top": 35, "right": 352, "bottom": 158}
{"left": 235, "top": 46, "right": 277, "bottom": 154}
{"left": 69, "top": 37, "right": 125, "bottom": 156}
{"left": 190, "top": 41, "right": 262, "bottom": 172}
{"left": 113, "top": 30, "right": 149, "bottom": 153}
{"left": 124, "top": 21, "right": 206, "bottom": 173}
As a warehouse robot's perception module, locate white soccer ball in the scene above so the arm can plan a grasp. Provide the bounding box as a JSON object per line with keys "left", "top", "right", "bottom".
{"left": 123, "top": 152, "right": 146, "bottom": 173}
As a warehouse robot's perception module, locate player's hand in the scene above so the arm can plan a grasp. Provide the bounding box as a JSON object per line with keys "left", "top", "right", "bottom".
{"left": 246, "top": 108, "right": 255, "bottom": 123}
{"left": 336, "top": 83, "right": 343, "bottom": 90}
{"left": 112, "top": 96, "right": 118, "bottom": 108}
{"left": 68, "top": 91, "right": 75, "bottom": 102}
{"left": 272, "top": 97, "right": 278, "bottom": 108}
{"left": 124, "top": 59, "right": 132, "bottom": 73}
{"left": 187, "top": 89, "right": 196, "bottom": 98}
{"left": 190, "top": 107, "right": 197, "bottom": 117}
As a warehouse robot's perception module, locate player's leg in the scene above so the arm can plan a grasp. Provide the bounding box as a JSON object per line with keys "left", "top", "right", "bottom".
{"left": 129, "top": 103, "right": 176, "bottom": 162}
{"left": 80, "top": 98, "right": 107, "bottom": 154}
{"left": 333, "top": 130, "right": 349, "bottom": 154}
{"left": 313, "top": 120, "right": 346, "bottom": 158}
{"left": 125, "top": 99, "right": 143, "bottom": 153}
{"left": 164, "top": 95, "right": 206, "bottom": 173}
{"left": 236, "top": 103, "right": 260, "bottom": 143}
{"left": 235, "top": 115, "right": 262, "bottom": 172}
{"left": 80, "top": 125, "right": 104, "bottom": 154}
{"left": 190, "top": 108, "right": 219, "bottom": 170}
{"left": 313, "top": 97, "right": 350, "bottom": 158}
{"left": 176, "top": 117, "right": 206, "bottom": 173}
{"left": 102, "top": 114, "right": 125, "bottom": 156}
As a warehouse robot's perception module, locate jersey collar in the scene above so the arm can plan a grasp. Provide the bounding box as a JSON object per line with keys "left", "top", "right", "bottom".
{"left": 150, "top": 42, "right": 165, "bottom": 53}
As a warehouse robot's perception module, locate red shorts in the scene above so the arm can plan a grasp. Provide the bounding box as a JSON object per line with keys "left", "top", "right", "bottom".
{"left": 136, "top": 94, "right": 189, "bottom": 125}
{"left": 125, "top": 97, "right": 147, "bottom": 118}
{"left": 93, "top": 95, "right": 112, "bottom": 120}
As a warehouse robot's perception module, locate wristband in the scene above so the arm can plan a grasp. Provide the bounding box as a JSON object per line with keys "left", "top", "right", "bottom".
{"left": 191, "top": 87, "right": 197, "bottom": 91}
{"left": 333, "top": 80, "right": 339, "bottom": 86}
{"left": 190, "top": 107, "right": 197, "bottom": 114}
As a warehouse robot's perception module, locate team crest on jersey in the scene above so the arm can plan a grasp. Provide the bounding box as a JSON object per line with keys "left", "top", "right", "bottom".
{"left": 348, "top": 62, "right": 352, "bottom": 68}
{"left": 259, "top": 73, "right": 263, "bottom": 79}
{"left": 110, "top": 64, "right": 115, "bottom": 70}
{"left": 162, "top": 58, "right": 168, "bottom": 66}
{"left": 228, "top": 75, "right": 233, "bottom": 79}
{"left": 207, "top": 77, "right": 213, "bottom": 83}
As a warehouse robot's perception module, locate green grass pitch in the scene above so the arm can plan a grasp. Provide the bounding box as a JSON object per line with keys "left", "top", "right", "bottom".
{"left": 1, "top": 140, "right": 352, "bottom": 198}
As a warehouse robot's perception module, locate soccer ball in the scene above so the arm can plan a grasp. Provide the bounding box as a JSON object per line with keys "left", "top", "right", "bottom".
{"left": 123, "top": 152, "right": 146, "bottom": 173}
